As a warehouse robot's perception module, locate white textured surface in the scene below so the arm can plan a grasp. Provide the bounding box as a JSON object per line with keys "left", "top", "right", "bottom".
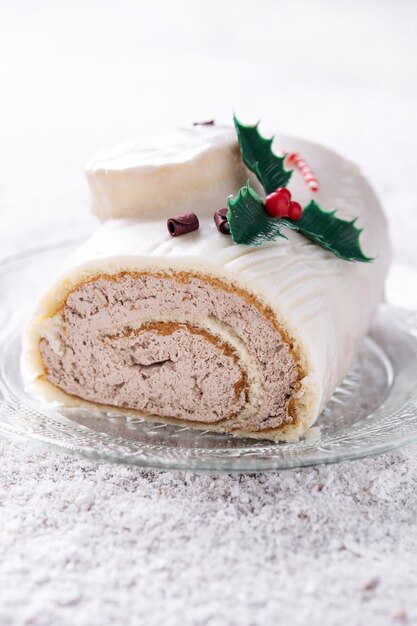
{"left": 1, "top": 1, "right": 417, "bottom": 624}
{"left": 0, "top": 440, "right": 417, "bottom": 626}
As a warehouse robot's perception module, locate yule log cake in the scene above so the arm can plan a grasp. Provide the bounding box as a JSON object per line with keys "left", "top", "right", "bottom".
{"left": 22, "top": 118, "right": 389, "bottom": 441}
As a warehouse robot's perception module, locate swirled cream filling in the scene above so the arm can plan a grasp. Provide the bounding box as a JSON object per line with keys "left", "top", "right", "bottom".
{"left": 38, "top": 273, "right": 299, "bottom": 432}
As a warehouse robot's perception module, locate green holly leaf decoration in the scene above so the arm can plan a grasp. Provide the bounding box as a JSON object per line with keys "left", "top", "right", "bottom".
{"left": 229, "top": 115, "right": 373, "bottom": 262}
{"left": 294, "top": 200, "right": 373, "bottom": 262}
{"left": 227, "top": 189, "right": 372, "bottom": 261}
{"left": 234, "top": 115, "right": 292, "bottom": 194}
{"left": 227, "top": 182, "right": 293, "bottom": 246}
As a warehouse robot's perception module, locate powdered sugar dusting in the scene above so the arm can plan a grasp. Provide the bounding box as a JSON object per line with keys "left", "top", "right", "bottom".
{"left": 0, "top": 438, "right": 416, "bottom": 625}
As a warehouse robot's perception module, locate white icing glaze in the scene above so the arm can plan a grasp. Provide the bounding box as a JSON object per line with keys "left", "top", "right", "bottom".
{"left": 24, "top": 131, "right": 389, "bottom": 434}
{"left": 86, "top": 125, "right": 236, "bottom": 171}
{"left": 85, "top": 125, "right": 251, "bottom": 221}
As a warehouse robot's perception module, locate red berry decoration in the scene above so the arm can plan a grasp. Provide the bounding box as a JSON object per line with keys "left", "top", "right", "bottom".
{"left": 288, "top": 201, "right": 303, "bottom": 221}
{"left": 265, "top": 187, "right": 292, "bottom": 218}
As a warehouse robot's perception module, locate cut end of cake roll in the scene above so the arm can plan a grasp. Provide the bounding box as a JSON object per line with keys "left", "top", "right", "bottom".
{"left": 23, "top": 269, "right": 317, "bottom": 442}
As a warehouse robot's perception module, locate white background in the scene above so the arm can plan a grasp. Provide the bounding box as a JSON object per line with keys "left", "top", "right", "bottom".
{"left": 1, "top": 0, "right": 416, "bottom": 264}
{"left": 0, "top": 1, "right": 417, "bottom": 625}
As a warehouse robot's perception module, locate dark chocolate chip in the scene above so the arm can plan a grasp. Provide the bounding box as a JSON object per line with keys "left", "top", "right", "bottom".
{"left": 193, "top": 120, "right": 215, "bottom": 126}
{"left": 167, "top": 212, "right": 199, "bottom": 237}
{"left": 214, "top": 208, "right": 230, "bottom": 235}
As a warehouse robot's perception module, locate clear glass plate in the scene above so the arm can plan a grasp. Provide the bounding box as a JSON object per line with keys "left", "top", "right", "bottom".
{"left": 1, "top": 240, "right": 417, "bottom": 472}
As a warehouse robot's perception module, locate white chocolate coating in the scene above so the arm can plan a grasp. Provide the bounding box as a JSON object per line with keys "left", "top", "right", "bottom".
{"left": 24, "top": 130, "right": 389, "bottom": 436}
{"left": 86, "top": 125, "right": 250, "bottom": 221}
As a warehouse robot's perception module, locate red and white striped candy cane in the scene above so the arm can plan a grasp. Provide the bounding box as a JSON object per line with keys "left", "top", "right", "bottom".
{"left": 286, "top": 152, "right": 319, "bottom": 192}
